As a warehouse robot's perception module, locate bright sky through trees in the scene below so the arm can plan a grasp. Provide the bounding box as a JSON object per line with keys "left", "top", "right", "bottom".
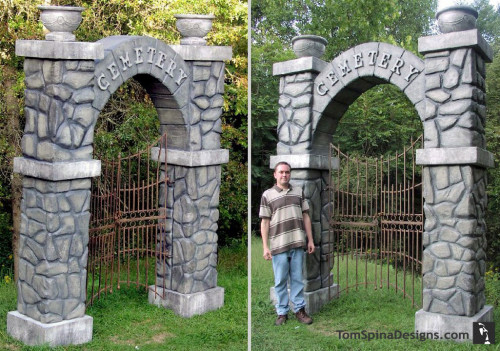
{"left": 437, "top": 0, "right": 500, "bottom": 10}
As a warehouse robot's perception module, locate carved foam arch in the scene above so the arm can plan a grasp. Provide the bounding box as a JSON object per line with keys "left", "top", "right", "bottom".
{"left": 92, "top": 35, "right": 191, "bottom": 150}
{"left": 311, "top": 42, "right": 425, "bottom": 153}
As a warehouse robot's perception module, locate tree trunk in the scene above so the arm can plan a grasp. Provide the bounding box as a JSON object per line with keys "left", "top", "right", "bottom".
{"left": 3, "top": 65, "right": 22, "bottom": 282}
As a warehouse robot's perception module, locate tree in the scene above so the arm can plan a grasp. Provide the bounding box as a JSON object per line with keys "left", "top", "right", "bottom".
{"left": 475, "top": 0, "right": 500, "bottom": 270}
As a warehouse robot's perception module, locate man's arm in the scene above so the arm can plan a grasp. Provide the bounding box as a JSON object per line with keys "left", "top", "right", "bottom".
{"left": 261, "top": 218, "right": 272, "bottom": 260}
{"left": 303, "top": 212, "right": 315, "bottom": 254}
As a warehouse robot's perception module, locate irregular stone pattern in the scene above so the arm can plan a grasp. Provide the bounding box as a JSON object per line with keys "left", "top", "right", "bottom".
{"left": 291, "top": 170, "right": 332, "bottom": 292}
{"left": 22, "top": 59, "right": 97, "bottom": 162}
{"left": 423, "top": 48, "right": 487, "bottom": 149}
{"left": 276, "top": 72, "right": 316, "bottom": 155}
{"left": 420, "top": 46, "right": 489, "bottom": 317}
{"left": 152, "top": 60, "right": 225, "bottom": 152}
{"left": 422, "top": 165, "right": 487, "bottom": 316}
{"left": 156, "top": 165, "right": 220, "bottom": 294}
{"left": 17, "top": 177, "right": 90, "bottom": 323}
{"left": 189, "top": 61, "right": 225, "bottom": 151}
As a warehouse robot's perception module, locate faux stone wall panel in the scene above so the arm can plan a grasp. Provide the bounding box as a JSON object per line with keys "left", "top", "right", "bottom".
{"left": 17, "top": 177, "right": 90, "bottom": 323}
{"left": 186, "top": 61, "right": 226, "bottom": 151}
{"left": 291, "top": 170, "right": 333, "bottom": 291}
{"left": 277, "top": 72, "right": 317, "bottom": 154}
{"left": 22, "top": 58, "right": 98, "bottom": 161}
{"left": 422, "top": 165, "right": 487, "bottom": 316}
{"left": 156, "top": 165, "right": 221, "bottom": 294}
{"left": 423, "top": 49, "right": 487, "bottom": 149}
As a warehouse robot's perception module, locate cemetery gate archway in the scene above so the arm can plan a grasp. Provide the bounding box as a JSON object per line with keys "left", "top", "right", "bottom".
{"left": 271, "top": 9, "right": 494, "bottom": 341}
{"left": 8, "top": 15, "right": 232, "bottom": 347}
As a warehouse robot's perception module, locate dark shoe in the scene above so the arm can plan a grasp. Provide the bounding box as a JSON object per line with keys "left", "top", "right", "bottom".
{"left": 295, "top": 308, "right": 313, "bottom": 324}
{"left": 275, "top": 314, "right": 288, "bottom": 326}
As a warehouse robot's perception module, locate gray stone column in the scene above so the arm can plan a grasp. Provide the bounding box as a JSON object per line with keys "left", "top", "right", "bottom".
{"left": 270, "top": 55, "right": 339, "bottom": 314}
{"left": 415, "top": 20, "right": 495, "bottom": 339}
{"left": 8, "top": 40, "right": 103, "bottom": 346}
{"left": 148, "top": 44, "right": 232, "bottom": 317}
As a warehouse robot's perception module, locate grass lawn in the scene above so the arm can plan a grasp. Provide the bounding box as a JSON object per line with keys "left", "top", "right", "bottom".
{"left": 251, "top": 235, "right": 500, "bottom": 350}
{"left": 0, "top": 243, "right": 247, "bottom": 351}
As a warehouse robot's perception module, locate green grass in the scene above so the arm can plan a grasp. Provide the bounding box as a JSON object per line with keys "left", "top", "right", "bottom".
{"left": 251, "top": 235, "right": 500, "bottom": 350}
{"left": 331, "top": 249, "right": 423, "bottom": 309}
{"left": 0, "top": 243, "right": 247, "bottom": 351}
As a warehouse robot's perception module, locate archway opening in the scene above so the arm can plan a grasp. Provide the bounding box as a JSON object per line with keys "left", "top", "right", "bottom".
{"left": 87, "top": 75, "right": 178, "bottom": 305}
{"left": 326, "top": 83, "right": 424, "bottom": 308}
{"left": 334, "top": 84, "right": 423, "bottom": 157}
{"left": 93, "top": 78, "right": 160, "bottom": 159}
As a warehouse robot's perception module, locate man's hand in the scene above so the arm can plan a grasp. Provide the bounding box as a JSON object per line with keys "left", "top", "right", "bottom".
{"left": 307, "top": 240, "right": 315, "bottom": 254}
{"left": 261, "top": 218, "right": 272, "bottom": 260}
{"left": 303, "top": 212, "right": 314, "bottom": 254}
{"left": 263, "top": 248, "right": 272, "bottom": 260}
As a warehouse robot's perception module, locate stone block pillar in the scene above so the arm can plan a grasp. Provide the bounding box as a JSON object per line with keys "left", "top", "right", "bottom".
{"left": 8, "top": 39, "right": 103, "bottom": 346}
{"left": 270, "top": 55, "right": 339, "bottom": 314}
{"left": 415, "top": 16, "right": 495, "bottom": 339}
{"left": 148, "top": 44, "right": 232, "bottom": 317}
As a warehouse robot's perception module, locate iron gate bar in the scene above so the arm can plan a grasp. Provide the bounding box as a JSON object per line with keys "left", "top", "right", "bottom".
{"left": 87, "top": 133, "right": 170, "bottom": 305}
{"left": 328, "top": 135, "right": 423, "bottom": 308}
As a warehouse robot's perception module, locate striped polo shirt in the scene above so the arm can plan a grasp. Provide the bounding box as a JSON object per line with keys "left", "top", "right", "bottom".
{"left": 259, "top": 184, "right": 309, "bottom": 255}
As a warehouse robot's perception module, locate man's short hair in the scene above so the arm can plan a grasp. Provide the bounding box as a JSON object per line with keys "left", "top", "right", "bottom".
{"left": 274, "top": 161, "right": 291, "bottom": 172}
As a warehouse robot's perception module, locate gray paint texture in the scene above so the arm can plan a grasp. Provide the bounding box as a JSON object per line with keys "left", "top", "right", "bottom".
{"left": 11, "top": 28, "right": 231, "bottom": 346}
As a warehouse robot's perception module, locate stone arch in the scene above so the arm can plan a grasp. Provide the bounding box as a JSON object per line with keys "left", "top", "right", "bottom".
{"left": 92, "top": 36, "right": 191, "bottom": 151}
{"left": 271, "top": 26, "right": 495, "bottom": 340}
{"left": 311, "top": 42, "right": 425, "bottom": 154}
{"left": 10, "top": 25, "right": 232, "bottom": 345}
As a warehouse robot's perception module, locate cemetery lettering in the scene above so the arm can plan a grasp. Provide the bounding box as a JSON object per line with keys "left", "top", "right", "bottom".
{"left": 96, "top": 46, "right": 188, "bottom": 91}
{"left": 316, "top": 49, "right": 421, "bottom": 96}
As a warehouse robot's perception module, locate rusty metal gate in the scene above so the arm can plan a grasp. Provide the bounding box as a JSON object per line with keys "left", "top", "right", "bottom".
{"left": 328, "top": 135, "right": 423, "bottom": 307}
{"left": 87, "top": 133, "right": 170, "bottom": 305}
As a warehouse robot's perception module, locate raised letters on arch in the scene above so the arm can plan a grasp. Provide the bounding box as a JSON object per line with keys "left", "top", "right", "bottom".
{"left": 96, "top": 45, "right": 188, "bottom": 91}
{"left": 315, "top": 47, "right": 422, "bottom": 97}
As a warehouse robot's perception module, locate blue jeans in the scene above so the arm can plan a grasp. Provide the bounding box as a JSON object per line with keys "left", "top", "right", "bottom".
{"left": 272, "top": 248, "right": 306, "bottom": 315}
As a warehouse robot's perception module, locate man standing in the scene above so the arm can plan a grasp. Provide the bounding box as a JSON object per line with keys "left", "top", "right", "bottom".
{"left": 259, "top": 161, "right": 315, "bottom": 326}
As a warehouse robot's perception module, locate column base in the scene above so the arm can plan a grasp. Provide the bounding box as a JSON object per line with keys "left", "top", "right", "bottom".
{"left": 270, "top": 283, "right": 339, "bottom": 315}
{"left": 7, "top": 311, "right": 92, "bottom": 346}
{"left": 415, "top": 305, "right": 494, "bottom": 342}
{"left": 148, "top": 285, "right": 224, "bottom": 318}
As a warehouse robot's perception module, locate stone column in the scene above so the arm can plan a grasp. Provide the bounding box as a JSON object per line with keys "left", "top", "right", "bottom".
{"left": 415, "top": 8, "right": 495, "bottom": 340}
{"left": 7, "top": 39, "right": 103, "bottom": 346}
{"left": 148, "top": 43, "right": 232, "bottom": 317}
{"left": 269, "top": 50, "right": 339, "bottom": 315}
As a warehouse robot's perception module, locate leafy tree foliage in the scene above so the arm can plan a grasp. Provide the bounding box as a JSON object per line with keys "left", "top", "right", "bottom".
{"left": 477, "top": 0, "right": 500, "bottom": 270}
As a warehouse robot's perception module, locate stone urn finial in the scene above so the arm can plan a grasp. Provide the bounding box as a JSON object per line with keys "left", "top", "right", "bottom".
{"left": 38, "top": 5, "right": 85, "bottom": 41}
{"left": 292, "top": 35, "right": 328, "bottom": 58}
{"left": 174, "top": 14, "right": 215, "bottom": 45}
{"left": 436, "top": 5, "right": 478, "bottom": 34}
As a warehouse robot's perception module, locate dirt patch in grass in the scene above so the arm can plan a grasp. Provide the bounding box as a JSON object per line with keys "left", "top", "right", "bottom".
{"left": 0, "top": 343, "right": 20, "bottom": 351}
{"left": 310, "top": 320, "right": 348, "bottom": 337}
{"left": 109, "top": 329, "right": 175, "bottom": 346}
{"left": 150, "top": 332, "right": 171, "bottom": 343}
